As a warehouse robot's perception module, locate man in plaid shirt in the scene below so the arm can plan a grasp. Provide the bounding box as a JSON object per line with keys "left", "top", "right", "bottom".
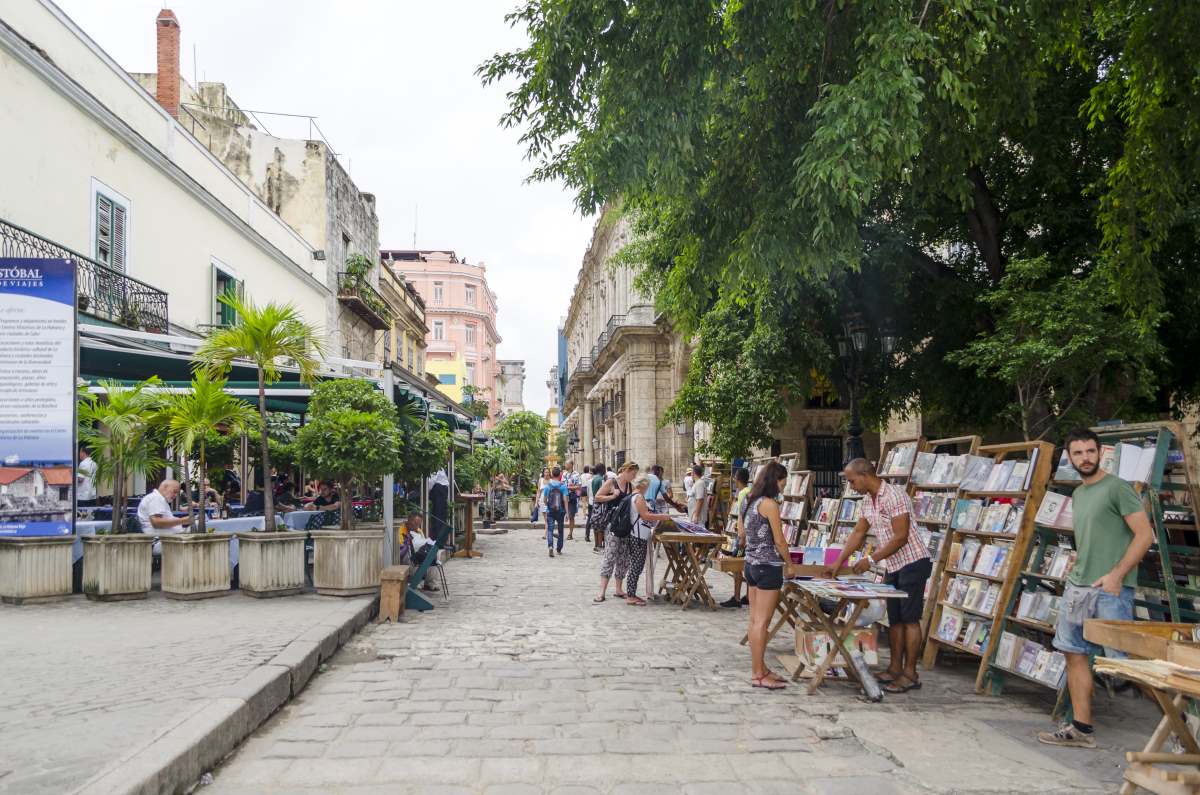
{"left": 825, "top": 458, "right": 932, "bottom": 694}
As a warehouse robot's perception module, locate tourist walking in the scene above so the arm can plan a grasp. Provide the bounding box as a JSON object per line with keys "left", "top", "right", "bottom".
{"left": 543, "top": 467, "right": 569, "bottom": 558}
{"left": 825, "top": 458, "right": 932, "bottom": 694}
{"left": 580, "top": 465, "right": 592, "bottom": 541}
{"left": 564, "top": 461, "right": 581, "bottom": 540}
{"left": 593, "top": 461, "right": 638, "bottom": 602}
{"left": 588, "top": 462, "right": 608, "bottom": 552}
{"left": 741, "top": 461, "right": 791, "bottom": 689}
{"left": 1036, "top": 429, "right": 1153, "bottom": 749}
{"left": 625, "top": 473, "right": 673, "bottom": 606}
{"left": 532, "top": 467, "right": 550, "bottom": 524}
{"left": 720, "top": 466, "right": 752, "bottom": 608}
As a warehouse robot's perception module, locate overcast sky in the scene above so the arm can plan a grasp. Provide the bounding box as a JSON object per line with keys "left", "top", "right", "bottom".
{"left": 54, "top": 0, "right": 593, "bottom": 415}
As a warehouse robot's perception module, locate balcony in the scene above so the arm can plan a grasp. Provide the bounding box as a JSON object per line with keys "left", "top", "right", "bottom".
{"left": 427, "top": 339, "right": 456, "bottom": 354}
{"left": 337, "top": 272, "right": 392, "bottom": 330}
{"left": 575, "top": 356, "right": 593, "bottom": 375}
{"left": 1, "top": 218, "right": 168, "bottom": 331}
{"left": 591, "top": 305, "right": 658, "bottom": 364}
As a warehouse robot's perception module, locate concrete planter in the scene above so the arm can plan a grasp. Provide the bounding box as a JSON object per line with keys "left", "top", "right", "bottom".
{"left": 0, "top": 535, "right": 74, "bottom": 604}
{"left": 82, "top": 534, "right": 154, "bottom": 601}
{"left": 236, "top": 531, "right": 305, "bottom": 598}
{"left": 160, "top": 534, "right": 232, "bottom": 600}
{"left": 312, "top": 527, "right": 383, "bottom": 597}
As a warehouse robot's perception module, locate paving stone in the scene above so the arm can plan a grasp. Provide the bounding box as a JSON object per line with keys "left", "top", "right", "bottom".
{"left": 806, "top": 775, "right": 903, "bottom": 795}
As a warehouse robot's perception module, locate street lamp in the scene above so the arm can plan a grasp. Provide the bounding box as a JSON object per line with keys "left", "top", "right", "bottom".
{"left": 837, "top": 316, "right": 875, "bottom": 464}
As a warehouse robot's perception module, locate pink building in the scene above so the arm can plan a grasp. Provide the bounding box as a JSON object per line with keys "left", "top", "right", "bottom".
{"left": 381, "top": 250, "right": 502, "bottom": 428}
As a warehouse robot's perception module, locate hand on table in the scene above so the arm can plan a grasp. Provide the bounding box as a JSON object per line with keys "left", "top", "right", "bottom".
{"left": 820, "top": 567, "right": 837, "bottom": 580}
{"left": 851, "top": 558, "right": 872, "bottom": 575}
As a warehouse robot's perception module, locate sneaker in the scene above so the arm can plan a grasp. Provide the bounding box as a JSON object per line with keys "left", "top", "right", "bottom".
{"left": 548, "top": 549, "right": 554, "bottom": 558}
{"left": 720, "top": 597, "right": 742, "bottom": 608}
{"left": 1037, "top": 723, "right": 1096, "bottom": 749}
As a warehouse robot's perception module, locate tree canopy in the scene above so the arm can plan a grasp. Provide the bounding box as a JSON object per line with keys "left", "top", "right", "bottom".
{"left": 483, "top": 1, "right": 1200, "bottom": 455}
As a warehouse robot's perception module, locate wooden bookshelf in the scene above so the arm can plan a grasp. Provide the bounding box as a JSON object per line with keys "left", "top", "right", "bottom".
{"left": 922, "top": 440, "right": 1055, "bottom": 693}
{"left": 877, "top": 437, "right": 924, "bottom": 485}
{"left": 781, "top": 468, "right": 813, "bottom": 546}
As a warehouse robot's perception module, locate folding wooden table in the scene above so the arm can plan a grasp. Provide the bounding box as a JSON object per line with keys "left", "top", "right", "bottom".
{"left": 738, "top": 564, "right": 852, "bottom": 647}
{"left": 656, "top": 531, "right": 723, "bottom": 609}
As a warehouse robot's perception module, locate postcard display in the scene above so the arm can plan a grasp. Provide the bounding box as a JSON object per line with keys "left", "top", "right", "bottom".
{"left": 984, "top": 422, "right": 1200, "bottom": 704}
{"left": 921, "top": 441, "right": 1056, "bottom": 692}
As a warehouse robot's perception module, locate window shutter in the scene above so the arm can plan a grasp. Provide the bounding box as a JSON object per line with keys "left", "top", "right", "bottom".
{"left": 111, "top": 204, "right": 127, "bottom": 272}
{"left": 211, "top": 264, "right": 220, "bottom": 325}
{"left": 95, "top": 194, "right": 113, "bottom": 265}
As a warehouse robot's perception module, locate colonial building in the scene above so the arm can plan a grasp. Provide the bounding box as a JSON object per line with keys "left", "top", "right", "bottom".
{"left": 383, "top": 250, "right": 503, "bottom": 427}
{"left": 131, "top": 9, "right": 385, "bottom": 363}
{"left": 376, "top": 262, "right": 429, "bottom": 381}
{"left": 495, "top": 360, "right": 527, "bottom": 420}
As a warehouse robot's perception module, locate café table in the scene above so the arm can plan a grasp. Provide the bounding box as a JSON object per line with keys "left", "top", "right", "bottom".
{"left": 282, "top": 510, "right": 324, "bottom": 530}
{"left": 656, "top": 530, "right": 724, "bottom": 609}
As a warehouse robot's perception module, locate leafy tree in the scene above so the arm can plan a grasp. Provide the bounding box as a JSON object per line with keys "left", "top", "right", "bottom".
{"left": 493, "top": 411, "right": 549, "bottom": 494}
{"left": 482, "top": 1, "right": 1198, "bottom": 448}
{"left": 296, "top": 410, "right": 402, "bottom": 530}
{"left": 194, "top": 294, "right": 324, "bottom": 532}
{"left": 460, "top": 385, "right": 492, "bottom": 422}
{"left": 455, "top": 443, "right": 515, "bottom": 523}
{"left": 156, "top": 373, "right": 259, "bottom": 532}
{"left": 397, "top": 419, "right": 453, "bottom": 488}
{"left": 78, "top": 379, "right": 167, "bottom": 534}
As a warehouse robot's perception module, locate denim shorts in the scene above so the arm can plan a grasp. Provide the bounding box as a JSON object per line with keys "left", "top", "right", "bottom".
{"left": 744, "top": 563, "right": 783, "bottom": 591}
{"left": 1052, "top": 584, "right": 1134, "bottom": 656}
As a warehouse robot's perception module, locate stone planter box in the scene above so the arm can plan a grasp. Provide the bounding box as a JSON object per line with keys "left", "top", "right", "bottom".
{"left": 312, "top": 527, "right": 383, "bottom": 597}
{"left": 82, "top": 534, "right": 154, "bottom": 601}
{"left": 160, "top": 534, "right": 231, "bottom": 600}
{"left": 236, "top": 531, "right": 305, "bottom": 598}
{"left": 0, "top": 535, "right": 74, "bottom": 604}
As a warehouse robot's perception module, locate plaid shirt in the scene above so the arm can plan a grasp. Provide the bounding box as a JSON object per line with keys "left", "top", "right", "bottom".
{"left": 861, "top": 481, "right": 929, "bottom": 573}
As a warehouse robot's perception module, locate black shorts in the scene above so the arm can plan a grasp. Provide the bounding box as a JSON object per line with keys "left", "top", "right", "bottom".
{"left": 744, "top": 563, "right": 783, "bottom": 591}
{"left": 567, "top": 494, "right": 579, "bottom": 517}
{"left": 883, "top": 557, "right": 932, "bottom": 625}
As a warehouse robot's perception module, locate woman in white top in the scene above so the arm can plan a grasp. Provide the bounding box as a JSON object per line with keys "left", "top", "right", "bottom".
{"left": 532, "top": 467, "right": 550, "bottom": 523}
{"left": 624, "top": 473, "right": 672, "bottom": 606}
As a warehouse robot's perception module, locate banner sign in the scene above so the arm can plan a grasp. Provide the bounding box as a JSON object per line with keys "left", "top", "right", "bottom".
{"left": 0, "top": 258, "right": 76, "bottom": 536}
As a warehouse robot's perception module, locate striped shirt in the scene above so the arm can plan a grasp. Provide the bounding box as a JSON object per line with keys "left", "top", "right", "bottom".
{"left": 860, "top": 482, "right": 928, "bottom": 573}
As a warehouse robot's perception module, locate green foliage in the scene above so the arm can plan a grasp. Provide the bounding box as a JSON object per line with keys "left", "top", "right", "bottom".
{"left": 296, "top": 409, "right": 401, "bottom": 530}
{"left": 483, "top": 0, "right": 1199, "bottom": 448}
{"left": 397, "top": 419, "right": 453, "bottom": 487}
{"left": 309, "top": 378, "right": 397, "bottom": 421}
{"left": 554, "top": 428, "right": 567, "bottom": 462}
{"left": 78, "top": 379, "right": 167, "bottom": 534}
{"left": 460, "top": 385, "right": 492, "bottom": 421}
{"left": 948, "top": 257, "right": 1161, "bottom": 440}
{"left": 492, "top": 411, "right": 549, "bottom": 491}
{"left": 345, "top": 252, "right": 374, "bottom": 281}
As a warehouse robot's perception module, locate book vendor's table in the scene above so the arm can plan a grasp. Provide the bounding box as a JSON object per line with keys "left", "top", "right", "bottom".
{"left": 739, "top": 564, "right": 853, "bottom": 647}
{"left": 1094, "top": 657, "right": 1200, "bottom": 795}
{"left": 784, "top": 578, "right": 907, "bottom": 695}
{"left": 656, "top": 531, "right": 724, "bottom": 609}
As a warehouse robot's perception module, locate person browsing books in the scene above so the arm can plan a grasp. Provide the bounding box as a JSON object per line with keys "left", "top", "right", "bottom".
{"left": 1037, "top": 428, "right": 1154, "bottom": 749}
{"left": 721, "top": 466, "right": 752, "bottom": 609}
{"left": 741, "top": 461, "right": 792, "bottom": 689}
{"left": 824, "top": 458, "right": 931, "bottom": 694}
{"left": 593, "top": 462, "right": 638, "bottom": 603}
{"left": 624, "top": 473, "right": 673, "bottom": 606}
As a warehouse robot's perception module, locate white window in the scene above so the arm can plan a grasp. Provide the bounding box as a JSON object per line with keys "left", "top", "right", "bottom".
{"left": 465, "top": 284, "right": 476, "bottom": 306}
{"left": 433, "top": 281, "right": 444, "bottom": 304}
{"left": 91, "top": 179, "right": 129, "bottom": 272}
{"left": 465, "top": 323, "right": 477, "bottom": 346}
{"left": 465, "top": 362, "right": 476, "bottom": 386}
{"left": 432, "top": 320, "right": 445, "bottom": 340}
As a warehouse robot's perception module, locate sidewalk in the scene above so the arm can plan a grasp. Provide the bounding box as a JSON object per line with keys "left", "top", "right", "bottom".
{"left": 207, "top": 526, "right": 1160, "bottom": 794}
{"left": 0, "top": 591, "right": 373, "bottom": 795}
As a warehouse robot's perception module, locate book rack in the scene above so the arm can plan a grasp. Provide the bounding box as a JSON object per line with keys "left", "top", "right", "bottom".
{"left": 877, "top": 437, "right": 924, "bottom": 486}
{"left": 781, "top": 466, "right": 813, "bottom": 547}
{"left": 921, "top": 440, "right": 1055, "bottom": 692}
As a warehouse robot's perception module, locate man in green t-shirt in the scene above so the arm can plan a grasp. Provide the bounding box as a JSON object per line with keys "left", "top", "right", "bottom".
{"left": 1038, "top": 429, "right": 1154, "bottom": 749}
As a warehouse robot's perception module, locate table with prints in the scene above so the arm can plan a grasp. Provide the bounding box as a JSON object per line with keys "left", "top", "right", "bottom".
{"left": 739, "top": 563, "right": 854, "bottom": 648}
{"left": 655, "top": 530, "right": 725, "bottom": 609}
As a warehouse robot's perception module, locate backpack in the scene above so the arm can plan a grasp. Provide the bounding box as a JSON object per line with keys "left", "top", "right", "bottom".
{"left": 607, "top": 486, "right": 637, "bottom": 539}
{"left": 545, "top": 483, "right": 566, "bottom": 514}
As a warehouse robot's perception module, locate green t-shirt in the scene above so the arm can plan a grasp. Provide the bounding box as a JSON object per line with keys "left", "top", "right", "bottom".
{"left": 731, "top": 486, "right": 751, "bottom": 517}
{"left": 1069, "top": 474, "right": 1146, "bottom": 588}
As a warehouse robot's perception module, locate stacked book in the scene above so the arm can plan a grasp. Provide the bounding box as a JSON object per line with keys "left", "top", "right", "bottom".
{"left": 1034, "top": 492, "right": 1074, "bottom": 530}
{"left": 951, "top": 498, "right": 1026, "bottom": 535}
{"left": 935, "top": 608, "right": 991, "bottom": 652}
{"left": 995, "top": 631, "right": 1067, "bottom": 687}
{"left": 945, "top": 576, "right": 1002, "bottom": 615}
{"left": 1016, "top": 590, "right": 1062, "bottom": 626}
{"left": 881, "top": 443, "right": 918, "bottom": 476}
{"left": 914, "top": 491, "right": 957, "bottom": 523}
{"left": 955, "top": 539, "right": 1013, "bottom": 578}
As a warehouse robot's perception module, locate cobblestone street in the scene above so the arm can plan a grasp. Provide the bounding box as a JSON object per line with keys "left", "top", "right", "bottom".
{"left": 210, "top": 527, "right": 1157, "bottom": 794}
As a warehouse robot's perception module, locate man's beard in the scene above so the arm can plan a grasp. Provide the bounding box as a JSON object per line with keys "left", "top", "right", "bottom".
{"left": 1076, "top": 460, "right": 1099, "bottom": 476}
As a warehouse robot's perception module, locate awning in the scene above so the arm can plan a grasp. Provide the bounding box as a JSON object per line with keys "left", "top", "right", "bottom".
{"left": 586, "top": 353, "right": 629, "bottom": 402}
{"left": 561, "top": 406, "right": 580, "bottom": 430}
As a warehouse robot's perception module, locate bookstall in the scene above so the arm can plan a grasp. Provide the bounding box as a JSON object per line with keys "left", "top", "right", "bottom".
{"left": 876, "top": 437, "right": 923, "bottom": 489}
{"left": 698, "top": 457, "right": 731, "bottom": 532}
{"left": 912, "top": 435, "right": 983, "bottom": 637}
{"left": 983, "top": 422, "right": 1200, "bottom": 703}
{"left": 922, "top": 440, "right": 1056, "bottom": 691}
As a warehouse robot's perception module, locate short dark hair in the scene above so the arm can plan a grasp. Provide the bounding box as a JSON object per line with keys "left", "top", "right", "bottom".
{"left": 595, "top": 463, "right": 605, "bottom": 472}
{"left": 1064, "top": 428, "right": 1101, "bottom": 451}
{"left": 747, "top": 461, "right": 787, "bottom": 504}
{"left": 552, "top": 466, "right": 562, "bottom": 478}
{"left": 692, "top": 464, "right": 704, "bottom": 476}
{"left": 652, "top": 464, "right": 664, "bottom": 477}
{"left": 582, "top": 465, "right": 591, "bottom": 474}
{"left": 734, "top": 466, "right": 750, "bottom": 486}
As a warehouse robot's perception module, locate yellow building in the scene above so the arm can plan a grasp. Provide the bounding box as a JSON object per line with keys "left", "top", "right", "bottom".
{"left": 376, "top": 263, "right": 429, "bottom": 379}
{"left": 545, "top": 406, "right": 561, "bottom": 467}
{"left": 425, "top": 357, "right": 469, "bottom": 403}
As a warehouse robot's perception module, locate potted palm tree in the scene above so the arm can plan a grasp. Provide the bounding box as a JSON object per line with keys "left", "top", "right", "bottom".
{"left": 77, "top": 379, "right": 166, "bottom": 601}
{"left": 296, "top": 379, "right": 402, "bottom": 595}
{"left": 156, "top": 373, "right": 269, "bottom": 599}
{"left": 193, "top": 293, "right": 324, "bottom": 538}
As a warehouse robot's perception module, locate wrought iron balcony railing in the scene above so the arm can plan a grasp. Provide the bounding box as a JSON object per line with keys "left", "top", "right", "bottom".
{"left": 337, "top": 271, "right": 392, "bottom": 330}
{"left": 0, "top": 218, "right": 169, "bottom": 331}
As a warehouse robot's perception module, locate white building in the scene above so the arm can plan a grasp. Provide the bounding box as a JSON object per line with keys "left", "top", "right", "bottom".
{"left": 0, "top": 1, "right": 330, "bottom": 339}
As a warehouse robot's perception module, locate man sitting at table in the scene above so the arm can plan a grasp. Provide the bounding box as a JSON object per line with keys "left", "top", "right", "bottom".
{"left": 137, "top": 479, "right": 191, "bottom": 534}
{"left": 304, "top": 481, "right": 341, "bottom": 513}
{"left": 824, "top": 458, "right": 931, "bottom": 694}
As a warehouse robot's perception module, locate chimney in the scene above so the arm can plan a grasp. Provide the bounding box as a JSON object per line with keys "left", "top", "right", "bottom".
{"left": 155, "top": 9, "right": 180, "bottom": 118}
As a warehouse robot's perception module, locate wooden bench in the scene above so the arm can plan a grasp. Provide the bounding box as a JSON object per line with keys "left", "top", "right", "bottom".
{"left": 378, "top": 565, "right": 411, "bottom": 623}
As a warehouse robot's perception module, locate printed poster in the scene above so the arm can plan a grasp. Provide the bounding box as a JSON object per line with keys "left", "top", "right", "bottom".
{"left": 0, "top": 258, "right": 75, "bottom": 535}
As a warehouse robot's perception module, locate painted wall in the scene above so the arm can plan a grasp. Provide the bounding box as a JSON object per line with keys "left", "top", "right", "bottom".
{"left": 424, "top": 357, "right": 468, "bottom": 403}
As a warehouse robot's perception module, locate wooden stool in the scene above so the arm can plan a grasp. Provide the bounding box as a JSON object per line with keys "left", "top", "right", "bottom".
{"left": 378, "top": 565, "right": 411, "bottom": 623}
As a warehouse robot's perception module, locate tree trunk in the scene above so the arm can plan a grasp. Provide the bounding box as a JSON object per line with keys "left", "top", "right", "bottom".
{"left": 183, "top": 456, "right": 195, "bottom": 533}
{"left": 111, "top": 460, "right": 124, "bottom": 535}
{"left": 965, "top": 165, "right": 1006, "bottom": 284}
{"left": 339, "top": 477, "right": 353, "bottom": 531}
{"left": 257, "top": 370, "right": 275, "bottom": 531}
{"left": 197, "top": 441, "right": 207, "bottom": 534}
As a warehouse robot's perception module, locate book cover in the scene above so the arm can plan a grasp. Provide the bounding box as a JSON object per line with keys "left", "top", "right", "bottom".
{"left": 1005, "top": 462, "right": 1029, "bottom": 492}
{"left": 1017, "top": 590, "right": 1036, "bottom": 618}
{"left": 989, "top": 544, "right": 1011, "bottom": 577}
{"left": 937, "top": 609, "right": 964, "bottom": 642}
{"left": 947, "top": 577, "right": 967, "bottom": 604}
{"left": 961, "top": 456, "right": 995, "bottom": 491}
{"left": 1016, "top": 641, "right": 1041, "bottom": 675}
{"left": 1035, "top": 492, "right": 1068, "bottom": 527}
{"left": 928, "top": 455, "right": 953, "bottom": 485}
{"left": 946, "top": 455, "right": 967, "bottom": 485}
{"left": 1031, "top": 648, "right": 1052, "bottom": 680}
{"left": 1043, "top": 652, "right": 1067, "bottom": 687}
{"left": 996, "top": 631, "right": 1019, "bottom": 669}
{"left": 911, "top": 452, "right": 936, "bottom": 485}
{"left": 984, "top": 462, "right": 1007, "bottom": 491}
{"left": 958, "top": 539, "right": 982, "bottom": 570}
{"left": 993, "top": 460, "right": 1016, "bottom": 491}
{"left": 1003, "top": 504, "right": 1025, "bottom": 535}
{"left": 1099, "top": 444, "right": 1117, "bottom": 475}
{"left": 1054, "top": 450, "right": 1081, "bottom": 482}
{"left": 964, "top": 578, "right": 983, "bottom": 611}
{"left": 951, "top": 498, "right": 972, "bottom": 529}
{"left": 980, "top": 584, "right": 1000, "bottom": 613}
{"left": 1117, "top": 442, "right": 1142, "bottom": 482}
{"left": 881, "top": 448, "right": 898, "bottom": 475}
{"left": 987, "top": 503, "right": 1012, "bottom": 534}
{"left": 1133, "top": 445, "right": 1157, "bottom": 484}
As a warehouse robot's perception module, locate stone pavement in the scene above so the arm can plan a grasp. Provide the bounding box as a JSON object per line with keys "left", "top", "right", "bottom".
{"left": 0, "top": 590, "right": 372, "bottom": 795}
{"left": 209, "top": 526, "right": 1160, "bottom": 794}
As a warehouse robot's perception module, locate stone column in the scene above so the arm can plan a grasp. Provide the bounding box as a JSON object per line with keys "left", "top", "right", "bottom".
{"left": 581, "top": 398, "right": 594, "bottom": 468}
{"left": 624, "top": 357, "right": 660, "bottom": 471}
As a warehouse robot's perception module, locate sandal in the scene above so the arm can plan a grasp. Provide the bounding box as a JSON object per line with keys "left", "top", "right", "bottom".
{"left": 882, "top": 677, "right": 918, "bottom": 694}
{"left": 626, "top": 596, "right": 647, "bottom": 606}
{"left": 876, "top": 671, "right": 903, "bottom": 684}
{"left": 614, "top": 592, "right": 627, "bottom": 599}
{"left": 751, "top": 674, "right": 788, "bottom": 690}
{"left": 592, "top": 596, "right": 606, "bottom": 603}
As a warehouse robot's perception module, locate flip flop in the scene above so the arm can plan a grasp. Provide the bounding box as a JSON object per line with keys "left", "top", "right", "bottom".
{"left": 626, "top": 596, "right": 647, "bottom": 606}
{"left": 592, "top": 596, "right": 606, "bottom": 603}
{"left": 751, "top": 675, "right": 788, "bottom": 690}
{"left": 876, "top": 671, "right": 903, "bottom": 684}
{"left": 882, "top": 679, "right": 917, "bottom": 694}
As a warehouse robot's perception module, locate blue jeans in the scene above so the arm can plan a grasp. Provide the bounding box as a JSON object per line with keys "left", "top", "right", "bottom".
{"left": 1053, "top": 584, "right": 1135, "bottom": 656}
{"left": 546, "top": 510, "right": 565, "bottom": 551}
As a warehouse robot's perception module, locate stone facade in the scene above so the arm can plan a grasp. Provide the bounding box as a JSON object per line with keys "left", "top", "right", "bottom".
{"left": 496, "top": 360, "right": 527, "bottom": 420}
{"left": 375, "top": 261, "right": 429, "bottom": 380}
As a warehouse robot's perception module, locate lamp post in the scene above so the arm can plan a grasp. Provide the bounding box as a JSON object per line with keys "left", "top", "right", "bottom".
{"left": 837, "top": 317, "right": 897, "bottom": 465}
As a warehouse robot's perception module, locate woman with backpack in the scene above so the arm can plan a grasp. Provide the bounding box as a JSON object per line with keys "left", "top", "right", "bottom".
{"left": 741, "top": 461, "right": 792, "bottom": 689}
{"left": 623, "top": 473, "right": 674, "bottom": 606}
{"left": 592, "top": 461, "right": 638, "bottom": 603}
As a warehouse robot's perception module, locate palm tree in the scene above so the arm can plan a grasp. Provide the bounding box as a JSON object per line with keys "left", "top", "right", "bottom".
{"left": 158, "top": 373, "right": 260, "bottom": 533}
{"left": 193, "top": 293, "right": 325, "bottom": 533}
{"left": 77, "top": 379, "right": 168, "bottom": 534}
